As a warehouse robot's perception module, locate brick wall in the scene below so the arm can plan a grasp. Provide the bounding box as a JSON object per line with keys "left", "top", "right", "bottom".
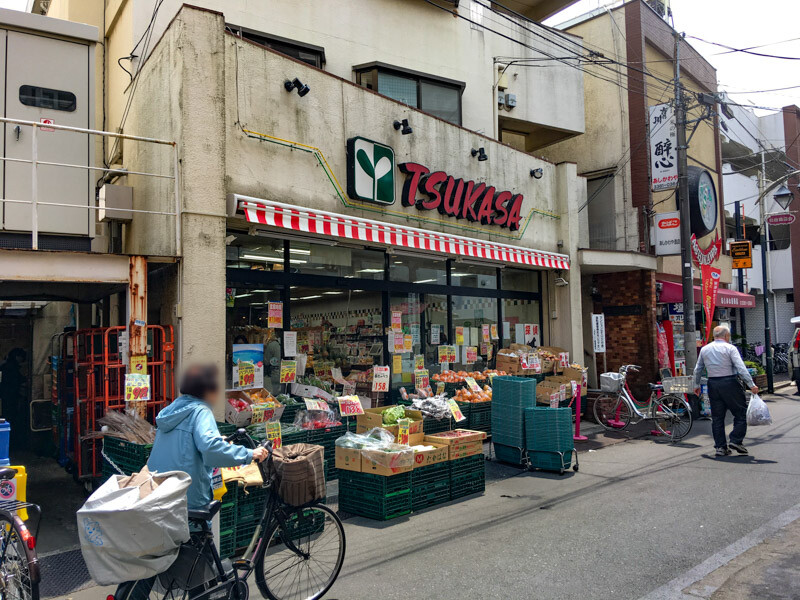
{"left": 593, "top": 270, "right": 659, "bottom": 398}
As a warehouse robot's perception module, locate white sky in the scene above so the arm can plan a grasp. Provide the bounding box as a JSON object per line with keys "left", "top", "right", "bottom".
{"left": 3, "top": 0, "right": 797, "bottom": 114}
{"left": 545, "top": 0, "right": 800, "bottom": 116}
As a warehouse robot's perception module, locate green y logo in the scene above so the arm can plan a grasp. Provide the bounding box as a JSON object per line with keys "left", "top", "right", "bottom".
{"left": 347, "top": 137, "right": 395, "bottom": 205}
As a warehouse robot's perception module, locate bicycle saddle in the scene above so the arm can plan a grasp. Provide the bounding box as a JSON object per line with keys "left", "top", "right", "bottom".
{"left": 0, "top": 467, "right": 17, "bottom": 481}
{"left": 649, "top": 383, "right": 664, "bottom": 391}
{"left": 188, "top": 500, "right": 221, "bottom": 522}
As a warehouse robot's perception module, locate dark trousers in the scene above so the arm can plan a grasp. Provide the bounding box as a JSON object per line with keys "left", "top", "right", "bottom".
{"left": 708, "top": 375, "right": 747, "bottom": 448}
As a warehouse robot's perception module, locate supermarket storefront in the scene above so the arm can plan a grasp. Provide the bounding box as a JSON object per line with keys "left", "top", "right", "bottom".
{"left": 222, "top": 194, "right": 570, "bottom": 399}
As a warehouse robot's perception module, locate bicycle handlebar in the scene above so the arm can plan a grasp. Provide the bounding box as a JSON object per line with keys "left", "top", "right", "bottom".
{"left": 619, "top": 364, "right": 641, "bottom": 374}
{"left": 227, "top": 428, "right": 274, "bottom": 483}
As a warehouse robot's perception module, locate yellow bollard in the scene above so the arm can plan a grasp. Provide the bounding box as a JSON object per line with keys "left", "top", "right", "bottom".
{"left": 0, "top": 466, "right": 28, "bottom": 521}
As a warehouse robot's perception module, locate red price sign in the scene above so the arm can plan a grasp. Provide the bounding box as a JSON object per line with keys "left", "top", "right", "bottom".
{"left": 372, "top": 366, "right": 390, "bottom": 392}
{"left": 448, "top": 399, "right": 466, "bottom": 422}
{"left": 124, "top": 374, "right": 150, "bottom": 401}
{"left": 337, "top": 395, "right": 364, "bottom": 416}
{"left": 465, "top": 377, "right": 481, "bottom": 392}
{"left": 238, "top": 361, "right": 255, "bottom": 387}
{"left": 304, "top": 398, "right": 329, "bottom": 412}
{"left": 414, "top": 369, "right": 429, "bottom": 390}
{"left": 266, "top": 421, "right": 282, "bottom": 449}
{"left": 466, "top": 347, "right": 478, "bottom": 364}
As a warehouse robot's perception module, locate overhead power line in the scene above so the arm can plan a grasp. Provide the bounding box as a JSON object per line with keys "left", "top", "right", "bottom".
{"left": 686, "top": 35, "right": 800, "bottom": 60}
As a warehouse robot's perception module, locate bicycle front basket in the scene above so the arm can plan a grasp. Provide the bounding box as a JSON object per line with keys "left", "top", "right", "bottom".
{"left": 600, "top": 372, "right": 623, "bottom": 393}
{"left": 271, "top": 443, "right": 326, "bottom": 507}
{"left": 662, "top": 376, "right": 693, "bottom": 394}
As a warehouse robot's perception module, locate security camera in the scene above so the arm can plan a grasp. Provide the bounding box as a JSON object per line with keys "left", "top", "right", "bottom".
{"left": 554, "top": 277, "right": 569, "bottom": 287}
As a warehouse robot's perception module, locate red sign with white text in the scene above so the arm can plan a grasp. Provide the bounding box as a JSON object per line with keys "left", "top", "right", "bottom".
{"left": 702, "top": 265, "right": 721, "bottom": 343}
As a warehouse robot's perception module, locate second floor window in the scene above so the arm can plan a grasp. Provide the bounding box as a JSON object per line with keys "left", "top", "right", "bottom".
{"left": 355, "top": 63, "right": 463, "bottom": 125}
{"left": 227, "top": 25, "right": 325, "bottom": 69}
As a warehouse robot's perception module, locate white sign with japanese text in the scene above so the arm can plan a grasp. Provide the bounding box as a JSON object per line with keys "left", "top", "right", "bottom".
{"left": 591, "top": 314, "right": 606, "bottom": 354}
{"left": 654, "top": 211, "right": 681, "bottom": 256}
{"left": 649, "top": 103, "right": 678, "bottom": 191}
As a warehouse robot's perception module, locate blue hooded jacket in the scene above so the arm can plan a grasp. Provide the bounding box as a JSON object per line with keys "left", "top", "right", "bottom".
{"left": 147, "top": 395, "right": 253, "bottom": 509}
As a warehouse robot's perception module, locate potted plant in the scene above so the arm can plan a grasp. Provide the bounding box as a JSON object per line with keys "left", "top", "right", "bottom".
{"left": 744, "top": 360, "right": 767, "bottom": 389}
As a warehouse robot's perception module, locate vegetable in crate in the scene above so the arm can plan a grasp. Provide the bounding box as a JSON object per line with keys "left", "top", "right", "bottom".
{"left": 381, "top": 405, "right": 406, "bottom": 426}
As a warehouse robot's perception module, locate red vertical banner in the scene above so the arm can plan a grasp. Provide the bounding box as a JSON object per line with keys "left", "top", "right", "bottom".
{"left": 702, "top": 265, "right": 721, "bottom": 343}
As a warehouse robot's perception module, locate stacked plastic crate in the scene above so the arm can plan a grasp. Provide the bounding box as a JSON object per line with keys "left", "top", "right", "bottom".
{"left": 100, "top": 436, "right": 152, "bottom": 482}
{"left": 338, "top": 470, "right": 412, "bottom": 520}
{"left": 491, "top": 376, "right": 537, "bottom": 466}
{"left": 524, "top": 407, "right": 575, "bottom": 473}
{"left": 411, "top": 461, "right": 450, "bottom": 510}
{"left": 449, "top": 454, "right": 485, "bottom": 499}
{"left": 468, "top": 402, "right": 492, "bottom": 436}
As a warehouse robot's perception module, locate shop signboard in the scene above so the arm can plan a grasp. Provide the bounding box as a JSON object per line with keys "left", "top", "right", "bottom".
{"left": 268, "top": 301, "right": 283, "bottom": 329}
{"left": 466, "top": 346, "right": 478, "bottom": 364}
{"left": 438, "top": 345, "right": 456, "bottom": 363}
{"left": 279, "top": 360, "right": 297, "bottom": 384}
{"left": 465, "top": 377, "right": 481, "bottom": 392}
{"left": 730, "top": 240, "right": 752, "bottom": 269}
{"left": 283, "top": 332, "right": 297, "bottom": 357}
{"left": 455, "top": 327, "right": 464, "bottom": 345}
{"left": 591, "top": 314, "right": 606, "bottom": 353}
{"left": 124, "top": 373, "right": 150, "bottom": 402}
{"left": 346, "top": 137, "right": 396, "bottom": 205}
{"left": 649, "top": 103, "right": 678, "bottom": 191}
{"left": 654, "top": 211, "right": 681, "bottom": 256}
{"left": 702, "top": 266, "right": 722, "bottom": 343}
{"left": 338, "top": 395, "right": 364, "bottom": 416}
{"left": 688, "top": 167, "right": 718, "bottom": 237}
{"left": 372, "top": 366, "right": 390, "bottom": 392}
{"left": 266, "top": 422, "right": 282, "bottom": 449}
{"left": 448, "top": 399, "right": 466, "bottom": 422}
{"left": 766, "top": 213, "right": 796, "bottom": 226}
{"left": 414, "top": 369, "right": 429, "bottom": 389}
{"left": 304, "top": 398, "right": 329, "bottom": 412}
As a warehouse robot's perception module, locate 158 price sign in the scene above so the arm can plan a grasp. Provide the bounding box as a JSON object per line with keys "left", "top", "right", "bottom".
{"left": 372, "top": 366, "right": 390, "bottom": 392}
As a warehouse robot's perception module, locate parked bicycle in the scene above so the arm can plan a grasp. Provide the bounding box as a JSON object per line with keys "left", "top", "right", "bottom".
{"left": 773, "top": 343, "right": 789, "bottom": 374}
{"left": 593, "top": 365, "right": 693, "bottom": 442}
{"left": 0, "top": 467, "right": 41, "bottom": 600}
{"left": 114, "top": 431, "right": 346, "bottom": 600}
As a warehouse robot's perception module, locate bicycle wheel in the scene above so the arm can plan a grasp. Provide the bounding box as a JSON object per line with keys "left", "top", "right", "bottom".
{"left": 255, "top": 503, "right": 345, "bottom": 600}
{"left": 654, "top": 394, "right": 693, "bottom": 441}
{"left": 0, "top": 515, "right": 38, "bottom": 600}
{"left": 593, "top": 395, "right": 631, "bottom": 430}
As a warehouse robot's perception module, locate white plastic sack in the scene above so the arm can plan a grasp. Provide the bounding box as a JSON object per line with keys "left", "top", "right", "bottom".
{"left": 77, "top": 470, "right": 191, "bottom": 585}
{"left": 746, "top": 394, "right": 772, "bottom": 427}
{"left": 600, "top": 372, "right": 623, "bottom": 393}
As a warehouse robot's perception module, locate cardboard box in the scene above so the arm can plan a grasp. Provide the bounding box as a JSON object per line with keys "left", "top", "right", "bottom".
{"left": 450, "top": 440, "right": 484, "bottom": 460}
{"left": 356, "top": 407, "right": 424, "bottom": 438}
{"left": 509, "top": 343, "right": 533, "bottom": 353}
{"left": 496, "top": 353, "right": 521, "bottom": 375}
{"left": 535, "top": 382, "right": 561, "bottom": 405}
{"left": 334, "top": 446, "right": 362, "bottom": 472}
{"left": 424, "top": 429, "right": 487, "bottom": 446}
{"left": 411, "top": 442, "right": 450, "bottom": 468}
{"left": 546, "top": 375, "right": 575, "bottom": 398}
{"left": 361, "top": 456, "right": 412, "bottom": 476}
{"left": 225, "top": 390, "right": 253, "bottom": 426}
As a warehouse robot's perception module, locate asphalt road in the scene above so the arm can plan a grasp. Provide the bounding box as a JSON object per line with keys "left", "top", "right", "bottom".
{"left": 63, "top": 390, "right": 800, "bottom": 600}
{"left": 326, "top": 390, "right": 800, "bottom": 600}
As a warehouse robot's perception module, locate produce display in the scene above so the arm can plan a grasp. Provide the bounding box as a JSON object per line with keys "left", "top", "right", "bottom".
{"left": 293, "top": 409, "right": 342, "bottom": 430}
{"left": 408, "top": 395, "right": 451, "bottom": 419}
{"left": 432, "top": 369, "right": 505, "bottom": 383}
{"left": 276, "top": 393, "right": 301, "bottom": 406}
{"left": 452, "top": 386, "right": 493, "bottom": 403}
{"left": 298, "top": 375, "right": 333, "bottom": 394}
{"left": 381, "top": 406, "right": 407, "bottom": 426}
{"left": 335, "top": 428, "right": 414, "bottom": 470}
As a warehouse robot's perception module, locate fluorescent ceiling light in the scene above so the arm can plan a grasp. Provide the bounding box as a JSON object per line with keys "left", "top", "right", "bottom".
{"left": 241, "top": 253, "right": 302, "bottom": 264}
{"left": 289, "top": 248, "right": 311, "bottom": 255}
{"left": 358, "top": 268, "right": 384, "bottom": 273}
{"left": 450, "top": 272, "right": 470, "bottom": 277}
{"left": 235, "top": 293, "right": 253, "bottom": 298}
{"left": 323, "top": 291, "right": 344, "bottom": 295}
{"left": 414, "top": 278, "right": 437, "bottom": 283}
{"left": 291, "top": 295, "right": 322, "bottom": 301}
{"left": 251, "top": 289, "right": 271, "bottom": 293}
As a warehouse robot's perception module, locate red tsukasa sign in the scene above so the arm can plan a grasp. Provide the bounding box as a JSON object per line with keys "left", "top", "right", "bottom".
{"left": 399, "top": 162, "right": 524, "bottom": 231}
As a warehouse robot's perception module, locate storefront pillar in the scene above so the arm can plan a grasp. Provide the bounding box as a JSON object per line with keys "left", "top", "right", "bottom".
{"left": 127, "top": 256, "right": 148, "bottom": 371}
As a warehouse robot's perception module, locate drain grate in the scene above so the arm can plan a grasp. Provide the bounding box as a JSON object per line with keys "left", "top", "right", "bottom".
{"left": 39, "top": 548, "right": 92, "bottom": 598}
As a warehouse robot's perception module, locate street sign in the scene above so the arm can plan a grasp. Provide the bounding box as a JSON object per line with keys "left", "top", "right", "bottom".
{"left": 766, "top": 213, "right": 796, "bottom": 226}
{"left": 730, "top": 240, "right": 752, "bottom": 269}
{"left": 591, "top": 314, "right": 606, "bottom": 353}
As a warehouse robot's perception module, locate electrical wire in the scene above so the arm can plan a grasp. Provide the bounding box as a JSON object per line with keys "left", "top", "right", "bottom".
{"left": 712, "top": 36, "right": 800, "bottom": 55}
{"left": 686, "top": 35, "right": 800, "bottom": 60}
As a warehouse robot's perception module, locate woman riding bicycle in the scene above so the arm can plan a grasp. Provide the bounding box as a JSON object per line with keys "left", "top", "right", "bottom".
{"left": 148, "top": 364, "right": 268, "bottom": 511}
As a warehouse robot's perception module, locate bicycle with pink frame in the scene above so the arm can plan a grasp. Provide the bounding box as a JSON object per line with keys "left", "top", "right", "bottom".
{"left": 593, "top": 365, "right": 693, "bottom": 442}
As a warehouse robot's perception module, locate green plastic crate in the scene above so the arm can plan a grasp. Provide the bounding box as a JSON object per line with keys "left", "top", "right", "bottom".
{"left": 412, "top": 480, "right": 451, "bottom": 511}
{"left": 219, "top": 502, "right": 236, "bottom": 531}
{"left": 528, "top": 449, "right": 574, "bottom": 472}
{"left": 279, "top": 403, "right": 302, "bottom": 425}
{"left": 450, "top": 471, "right": 485, "bottom": 500}
{"left": 411, "top": 461, "right": 450, "bottom": 486}
{"left": 449, "top": 454, "right": 485, "bottom": 477}
{"left": 338, "top": 470, "right": 411, "bottom": 496}
{"left": 339, "top": 489, "right": 411, "bottom": 521}
{"left": 102, "top": 436, "right": 152, "bottom": 475}
{"left": 284, "top": 508, "right": 326, "bottom": 541}
{"left": 216, "top": 421, "right": 237, "bottom": 437}
{"left": 219, "top": 528, "right": 236, "bottom": 559}
{"left": 493, "top": 443, "right": 527, "bottom": 466}
{"left": 422, "top": 416, "right": 453, "bottom": 434}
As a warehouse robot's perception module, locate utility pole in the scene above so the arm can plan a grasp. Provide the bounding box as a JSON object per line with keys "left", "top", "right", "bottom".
{"left": 758, "top": 151, "right": 774, "bottom": 392}
{"left": 674, "top": 31, "right": 698, "bottom": 370}
{"left": 734, "top": 201, "right": 746, "bottom": 338}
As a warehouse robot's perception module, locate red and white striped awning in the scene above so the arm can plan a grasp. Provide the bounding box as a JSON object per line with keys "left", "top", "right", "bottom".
{"left": 232, "top": 195, "right": 569, "bottom": 270}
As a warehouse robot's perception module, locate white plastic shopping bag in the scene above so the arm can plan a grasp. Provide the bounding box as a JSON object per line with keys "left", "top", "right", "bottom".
{"left": 77, "top": 467, "right": 191, "bottom": 585}
{"left": 746, "top": 394, "right": 772, "bottom": 427}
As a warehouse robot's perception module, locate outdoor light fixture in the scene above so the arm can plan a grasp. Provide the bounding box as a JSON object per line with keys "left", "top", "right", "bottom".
{"left": 283, "top": 78, "right": 310, "bottom": 97}
{"left": 393, "top": 119, "right": 413, "bottom": 135}
{"left": 471, "top": 147, "right": 488, "bottom": 161}
{"left": 530, "top": 168, "right": 543, "bottom": 179}
{"left": 773, "top": 185, "right": 794, "bottom": 210}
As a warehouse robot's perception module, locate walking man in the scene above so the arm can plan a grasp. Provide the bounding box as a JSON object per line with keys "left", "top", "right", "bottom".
{"left": 693, "top": 325, "right": 758, "bottom": 457}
